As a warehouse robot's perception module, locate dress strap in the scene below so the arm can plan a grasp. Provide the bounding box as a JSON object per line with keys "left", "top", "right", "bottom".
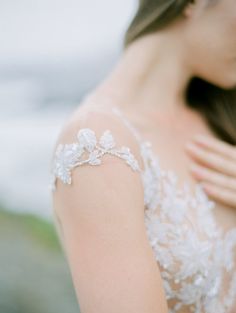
{"left": 110, "top": 106, "right": 144, "bottom": 144}
{"left": 83, "top": 93, "right": 145, "bottom": 146}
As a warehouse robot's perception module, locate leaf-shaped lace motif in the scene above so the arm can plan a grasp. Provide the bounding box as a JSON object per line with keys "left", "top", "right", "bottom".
{"left": 139, "top": 141, "right": 236, "bottom": 313}
{"left": 49, "top": 128, "right": 141, "bottom": 191}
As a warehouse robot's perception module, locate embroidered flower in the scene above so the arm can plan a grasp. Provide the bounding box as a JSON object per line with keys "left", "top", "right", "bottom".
{"left": 52, "top": 143, "right": 84, "bottom": 185}
{"left": 77, "top": 128, "right": 97, "bottom": 152}
{"left": 141, "top": 142, "right": 236, "bottom": 313}
{"left": 49, "top": 128, "right": 141, "bottom": 191}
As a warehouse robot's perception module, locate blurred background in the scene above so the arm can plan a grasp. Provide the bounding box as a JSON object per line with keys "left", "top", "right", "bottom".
{"left": 0, "top": 1, "right": 137, "bottom": 312}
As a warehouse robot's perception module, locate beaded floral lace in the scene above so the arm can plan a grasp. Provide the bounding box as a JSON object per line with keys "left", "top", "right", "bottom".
{"left": 49, "top": 127, "right": 141, "bottom": 191}
{"left": 49, "top": 103, "right": 236, "bottom": 313}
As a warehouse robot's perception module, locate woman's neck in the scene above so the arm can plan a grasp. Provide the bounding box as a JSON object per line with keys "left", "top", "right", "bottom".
{"left": 93, "top": 32, "right": 195, "bottom": 123}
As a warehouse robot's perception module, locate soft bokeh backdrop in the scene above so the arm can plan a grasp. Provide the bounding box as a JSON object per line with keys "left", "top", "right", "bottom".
{"left": 0, "top": 1, "right": 136, "bottom": 312}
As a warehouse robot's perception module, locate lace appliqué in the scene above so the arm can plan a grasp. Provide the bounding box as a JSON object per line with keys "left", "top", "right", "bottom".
{"left": 140, "top": 141, "right": 236, "bottom": 313}
{"left": 49, "top": 128, "right": 141, "bottom": 191}
{"left": 49, "top": 102, "right": 236, "bottom": 313}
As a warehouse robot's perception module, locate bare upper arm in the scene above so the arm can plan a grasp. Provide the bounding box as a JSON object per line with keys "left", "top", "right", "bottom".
{"left": 50, "top": 107, "right": 168, "bottom": 313}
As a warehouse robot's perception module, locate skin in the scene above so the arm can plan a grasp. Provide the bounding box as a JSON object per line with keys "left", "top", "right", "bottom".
{"left": 53, "top": 1, "right": 236, "bottom": 312}
{"left": 185, "top": 134, "right": 236, "bottom": 208}
{"left": 92, "top": 0, "right": 236, "bottom": 207}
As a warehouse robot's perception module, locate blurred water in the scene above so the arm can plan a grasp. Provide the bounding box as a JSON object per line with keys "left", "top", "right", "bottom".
{"left": 0, "top": 0, "right": 136, "bottom": 219}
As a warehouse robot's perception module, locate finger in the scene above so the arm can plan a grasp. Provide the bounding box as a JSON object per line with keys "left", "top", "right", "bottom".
{"left": 185, "top": 142, "right": 236, "bottom": 177}
{"left": 200, "top": 181, "right": 236, "bottom": 208}
{"left": 189, "top": 162, "right": 236, "bottom": 192}
{"left": 192, "top": 135, "right": 236, "bottom": 161}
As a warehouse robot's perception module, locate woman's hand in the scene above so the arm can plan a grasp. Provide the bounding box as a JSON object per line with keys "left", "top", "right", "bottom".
{"left": 184, "top": 134, "right": 236, "bottom": 208}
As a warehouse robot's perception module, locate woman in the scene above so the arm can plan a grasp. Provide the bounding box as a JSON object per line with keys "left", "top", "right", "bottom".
{"left": 49, "top": 0, "right": 236, "bottom": 312}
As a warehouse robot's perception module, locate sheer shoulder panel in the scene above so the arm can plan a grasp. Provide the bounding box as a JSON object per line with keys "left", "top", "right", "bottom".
{"left": 49, "top": 104, "right": 169, "bottom": 313}
{"left": 49, "top": 104, "right": 144, "bottom": 192}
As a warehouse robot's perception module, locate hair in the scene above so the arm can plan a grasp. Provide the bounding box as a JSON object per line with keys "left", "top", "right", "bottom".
{"left": 123, "top": 0, "right": 236, "bottom": 145}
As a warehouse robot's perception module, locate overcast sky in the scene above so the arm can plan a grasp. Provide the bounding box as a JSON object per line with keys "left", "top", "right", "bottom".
{"left": 0, "top": 0, "right": 137, "bottom": 63}
{"left": 0, "top": 0, "right": 139, "bottom": 218}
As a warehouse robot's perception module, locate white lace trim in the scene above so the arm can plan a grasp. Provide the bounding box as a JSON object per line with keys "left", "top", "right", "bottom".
{"left": 140, "top": 140, "right": 236, "bottom": 313}
{"left": 110, "top": 104, "right": 236, "bottom": 313}
{"left": 49, "top": 127, "right": 141, "bottom": 191}
{"left": 49, "top": 103, "right": 236, "bottom": 313}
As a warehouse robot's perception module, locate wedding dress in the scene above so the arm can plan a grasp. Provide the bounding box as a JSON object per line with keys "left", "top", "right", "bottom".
{"left": 49, "top": 95, "right": 236, "bottom": 313}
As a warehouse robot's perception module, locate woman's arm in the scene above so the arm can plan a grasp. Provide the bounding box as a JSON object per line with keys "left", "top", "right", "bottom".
{"left": 51, "top": 114, "right": 168, "bottom": 313}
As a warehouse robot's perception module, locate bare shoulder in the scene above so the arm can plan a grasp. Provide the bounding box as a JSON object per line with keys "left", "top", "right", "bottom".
{"left": 49, "top": 95, "right": 168, "bottom": 313}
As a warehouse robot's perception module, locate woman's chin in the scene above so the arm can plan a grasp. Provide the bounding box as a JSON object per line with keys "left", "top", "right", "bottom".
{"left": 222, "top": 80, "right": 236, "bottom": 90}
{"left": 213, "top": 76, "right": 236, "bottom": 90}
